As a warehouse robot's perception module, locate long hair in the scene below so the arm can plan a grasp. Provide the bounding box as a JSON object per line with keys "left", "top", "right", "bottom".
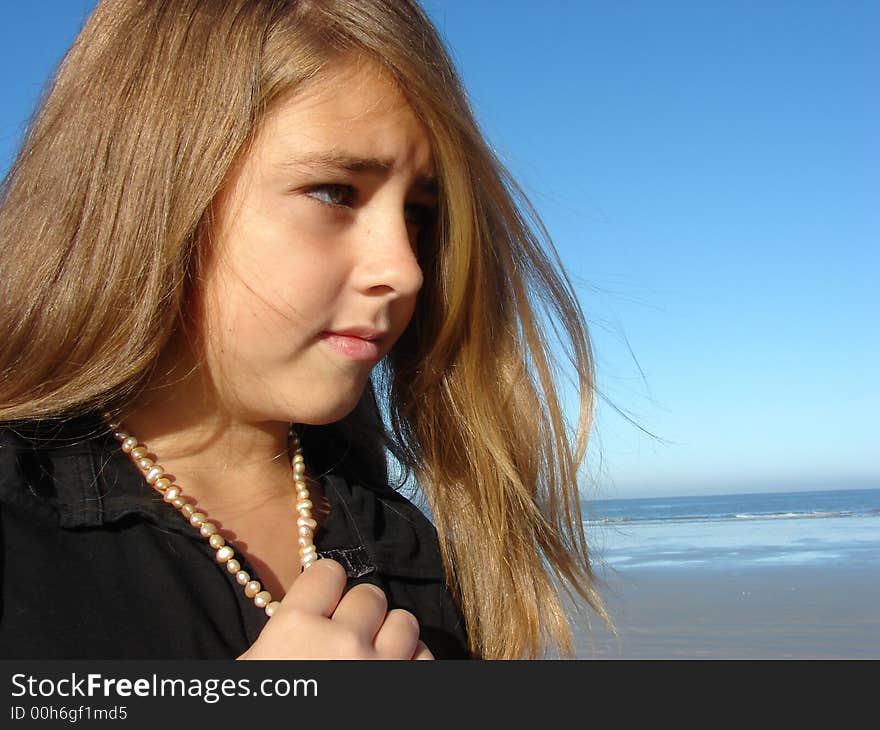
{"left": 0, "top": 0, "right": 609, "bottom": 659}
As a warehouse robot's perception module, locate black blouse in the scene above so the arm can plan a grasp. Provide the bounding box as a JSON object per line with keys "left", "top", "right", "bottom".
{"left": 0, "top": 416, "right": 471, "bottom": 659}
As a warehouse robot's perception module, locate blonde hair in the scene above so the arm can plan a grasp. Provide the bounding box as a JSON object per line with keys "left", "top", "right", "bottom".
{"left": 0, "top": 0, "right": 609, "bottom": 659}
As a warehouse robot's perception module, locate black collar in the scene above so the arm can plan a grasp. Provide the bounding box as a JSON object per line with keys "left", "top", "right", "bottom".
{"left": 0, "top": 414, "right": 445, "bottom": 581}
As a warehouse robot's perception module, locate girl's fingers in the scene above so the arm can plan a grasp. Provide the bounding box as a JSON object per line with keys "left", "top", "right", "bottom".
{"left": 330, "top": 582, "right": 388, "bottom": 643}
{"left": 372, "top": 608, "right": 421, "bottom": 659}
{"left": 277, "top": 558, "right": 348, "bottom": 618}
{"left": 240, "top": 561, "right": 435, "bottom": 661}
{"left": 411, "top": 640, "right": 435, "bottom": 660}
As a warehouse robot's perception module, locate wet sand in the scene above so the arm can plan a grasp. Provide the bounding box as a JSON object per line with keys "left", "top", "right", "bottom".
{"left": 566, "top": 563, "right": 880, "bottom": 659}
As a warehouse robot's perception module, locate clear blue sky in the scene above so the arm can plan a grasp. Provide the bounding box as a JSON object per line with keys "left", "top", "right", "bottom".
{"left": 2, "top": 2, "right": 877, "bottom": 498}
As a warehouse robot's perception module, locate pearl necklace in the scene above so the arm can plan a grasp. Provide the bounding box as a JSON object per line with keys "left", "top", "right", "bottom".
{"left": 102, "top": 413, "right": 318, "bottom": 619}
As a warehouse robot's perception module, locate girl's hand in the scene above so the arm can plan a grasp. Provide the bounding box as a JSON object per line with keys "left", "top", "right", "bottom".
{"left": 237, "top": 558, "right": 434, "bottom": 660}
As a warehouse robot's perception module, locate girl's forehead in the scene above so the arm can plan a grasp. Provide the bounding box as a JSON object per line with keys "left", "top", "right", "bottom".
{"left": 255, "top": 59, "right": 435, "bottom": 175}
{"left": 270, "top": 57, "right": 414, "bottom": 126}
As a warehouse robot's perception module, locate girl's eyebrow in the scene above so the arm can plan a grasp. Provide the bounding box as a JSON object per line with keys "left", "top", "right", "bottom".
{"left": 278, "top": 150, "right": 438, "bottom": 196}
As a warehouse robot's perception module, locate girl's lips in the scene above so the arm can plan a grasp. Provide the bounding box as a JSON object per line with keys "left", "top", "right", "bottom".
{"left": 319, "top": 332, "right": 382, "bottom": 361}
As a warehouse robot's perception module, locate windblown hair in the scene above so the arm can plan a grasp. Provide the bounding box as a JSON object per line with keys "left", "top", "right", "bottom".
{"left": 0, "top": 0, "right": 608, "bottom": 659}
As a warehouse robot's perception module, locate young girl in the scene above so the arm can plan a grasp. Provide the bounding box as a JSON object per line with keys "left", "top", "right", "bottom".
{"left": 0, "top": 0, "right": 607, "bottom": 660}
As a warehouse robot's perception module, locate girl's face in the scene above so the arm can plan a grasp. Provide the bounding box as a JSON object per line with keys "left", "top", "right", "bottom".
{"left": 197, "top": 60, "right": 435, "bottom": 425}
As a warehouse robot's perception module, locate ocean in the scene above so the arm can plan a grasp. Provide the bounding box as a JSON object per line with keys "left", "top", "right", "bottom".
{"left": 582, "top": 487, "right": 880, "bottom": 571}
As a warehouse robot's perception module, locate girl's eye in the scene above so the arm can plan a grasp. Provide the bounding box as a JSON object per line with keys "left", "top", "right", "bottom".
{"left": 404, "top": 203, "right": 436, "bottom": 231}
{"left": 306, "top": 184, "right": 355, "bottom": 208}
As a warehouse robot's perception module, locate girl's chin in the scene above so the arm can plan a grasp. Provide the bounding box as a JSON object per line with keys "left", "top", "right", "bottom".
{"left": 264, "top": 391, "right": 366, "bottom": 426}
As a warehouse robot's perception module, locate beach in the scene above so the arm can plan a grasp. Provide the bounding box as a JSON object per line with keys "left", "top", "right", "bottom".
{"left": 560, "top": 488, "right": 880, "bottom": 659}
{"left": 571, "top": 562, "right": 880, "bottom": 659}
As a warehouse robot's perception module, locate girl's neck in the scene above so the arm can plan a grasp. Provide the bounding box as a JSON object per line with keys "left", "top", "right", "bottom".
{"left": 118, "top": 357, "right": 295, "bottom": 515}
{"left": 115, "top": 365, "right": 326, "bottom": 603}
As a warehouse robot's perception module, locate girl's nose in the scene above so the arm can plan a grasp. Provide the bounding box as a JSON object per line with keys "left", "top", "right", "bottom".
{"left": 352, "top": 209, "right": 425, "bottom": 299}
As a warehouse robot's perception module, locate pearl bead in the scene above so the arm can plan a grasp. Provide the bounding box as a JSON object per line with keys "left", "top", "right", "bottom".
{"left": 297, "top": 517, "right": 317, "bottom": 529}
{"left": 181, "top": 504, "right": 195, "bottom": 518}
{"left": 162, "top": 486, "right": 180, "bottom": 501}
{"left": 265, "top": 601, "right": 281, "bottom": 617}
{"left": 215, "top": 546, "right": 234, "bottom": 562}
{"left": 145, "top": 466, "right": 164, "bottom": 484}
{"left": 130, "top": 446, "right": 148, "bottom": 459}
{"left": 226, "top": 559, "right": 240, "bottom": 574}
{"left": 236, "top": 571, "right": 250, "bottom": 585}
{"left": 208, "top": 533, "right": 225, "bottom": 549}
{"left": 296, "top": 499, "right": 313, "bottom": 511}
{"left": 292, "top": 454, "right": 304, "bottom": 464}
{"left": 190, "top": 512, "right": 206, "bottom": 527}
{"left": 113, "top": 430, "right": 129, "bottom": 441}
{"left": 137, "top": 457, "right": 154, "bottom": 470}
{"left": 244, "top": 581, "right": 261, "bottom": 598}
{"left": 298, "top": 536, "right": 311, "bottom": 547}
{"left": 200, "top": 522, "right": 217, "bottom": 537}
{"left": 121, "top": 436, "right": 138, "bottom": 453}
{"left": 293, "top": 462, "right": 305, "bottom": 477}
{"left": 171, "top": 496, "right": 186, "bottom": 508}
{"left": 296, "top": 489, "right": 310, "bottom": 501}
{"left": 301, "top": 544, "right": 317, "bottom": 557}
{"left": 298, "top": 525, "right": 313, "bottom": 538}
{"left": 254, "top": 591, "right": 272, "bottom": 608}
{"left": 153, "top": 477, "right": 171, "bottom": 492}
{"left": 302, "top": 554, "right": 317, "bottom": 568}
